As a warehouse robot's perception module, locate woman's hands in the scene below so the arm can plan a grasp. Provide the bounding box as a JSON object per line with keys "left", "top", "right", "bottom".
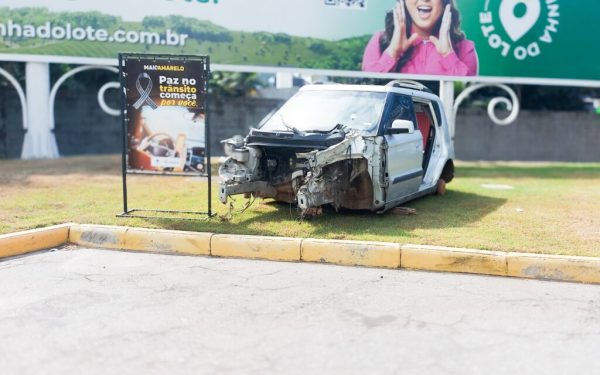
{"left": 430, "top": 4, "right": 453, "bottom": 57}
{"left": 385, "top": 2, "right": 454, "bottom": 60}
{"left": 385, "top": 0, "right": 419, "bottom": 60}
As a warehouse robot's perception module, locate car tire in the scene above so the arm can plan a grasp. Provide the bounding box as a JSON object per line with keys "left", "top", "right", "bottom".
{"left": 440, "top": 160, "right": 455, "bottom": 183}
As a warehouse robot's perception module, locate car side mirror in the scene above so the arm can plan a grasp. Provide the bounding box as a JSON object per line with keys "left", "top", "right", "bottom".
{"left": 387, "top": 119, "right": 415, "bottom": 135}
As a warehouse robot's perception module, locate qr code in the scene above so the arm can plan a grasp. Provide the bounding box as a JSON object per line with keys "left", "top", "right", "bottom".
{"left": 324, "top": 0, "right": 367, "bottom": 11}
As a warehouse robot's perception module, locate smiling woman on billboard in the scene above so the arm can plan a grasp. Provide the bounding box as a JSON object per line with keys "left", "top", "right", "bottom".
{"left": 362, "top": 0, "right": 478, "bottom": 76}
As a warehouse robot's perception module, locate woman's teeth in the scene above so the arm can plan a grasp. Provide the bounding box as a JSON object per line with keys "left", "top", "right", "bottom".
{"left": 418, "top": 6, "right": 432, "bottom": 16}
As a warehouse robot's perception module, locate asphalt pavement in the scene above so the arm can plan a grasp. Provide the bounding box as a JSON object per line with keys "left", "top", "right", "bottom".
{"left": 1, "top": 248, "right": 599, "bottom": 375}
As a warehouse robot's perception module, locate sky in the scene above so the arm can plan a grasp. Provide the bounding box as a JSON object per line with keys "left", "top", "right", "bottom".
{"left": 2, "top": 0, "right": 397, "bottom": 40}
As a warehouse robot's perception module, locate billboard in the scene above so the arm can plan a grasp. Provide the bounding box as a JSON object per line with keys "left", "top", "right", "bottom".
{"left": 1, "top": 0, "right": 598, "bottom": 85}
{"left": 122, "top": 54, "right": 208, "bottom": 175}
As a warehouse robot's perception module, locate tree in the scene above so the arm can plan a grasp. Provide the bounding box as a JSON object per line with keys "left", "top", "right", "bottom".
{"left": 209, "top": 72, "right": 262, "bottom": 98}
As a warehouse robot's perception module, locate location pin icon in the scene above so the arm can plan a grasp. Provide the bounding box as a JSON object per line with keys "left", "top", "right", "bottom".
{"left": 499, "top": 0, "right": 541, "bottom": 42}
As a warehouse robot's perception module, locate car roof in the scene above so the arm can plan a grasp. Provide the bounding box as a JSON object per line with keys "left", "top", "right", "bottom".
{"left": 299, "top": 83, "right": 441, "bottom": 102}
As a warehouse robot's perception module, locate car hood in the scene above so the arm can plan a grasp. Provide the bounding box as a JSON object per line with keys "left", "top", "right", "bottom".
{"left": 246, "top": 128, "right": 347, "bottom": 150}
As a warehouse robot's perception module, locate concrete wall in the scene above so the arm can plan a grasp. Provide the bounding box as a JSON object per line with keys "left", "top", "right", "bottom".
{"left": 54, "top": 91, "right": 122, "bottom": 156}
{"left": 209, "top": 97, "right": 283, "bottom": 156}
{"left": 455, "top": 109, "right": 600, "bottom": 162}
{"left": 0, "top": 88, "right": 26, "bottom": 158}
{"left": 1, "top": 87, "right": 599, "bottom": 162}
{"left": 211, "top": 105, "right": 600, "bottom": 162}
{"left": 0, "top": 88, "right": 123, "bottom": 158}
{"left": 0, "top": 89, "right": 282, "bottom": 159}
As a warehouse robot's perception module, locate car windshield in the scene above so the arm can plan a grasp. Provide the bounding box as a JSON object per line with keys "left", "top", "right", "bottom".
{"left": 260, "top": 90, "right": 386, "bottom": 134}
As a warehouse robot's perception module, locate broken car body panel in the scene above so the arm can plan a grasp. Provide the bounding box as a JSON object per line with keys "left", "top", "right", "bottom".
{"left": 219, "top": 82, "right": 455, "bottom": 214}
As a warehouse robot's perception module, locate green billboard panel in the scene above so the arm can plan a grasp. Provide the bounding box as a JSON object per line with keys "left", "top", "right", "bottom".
{"left": 0, "top": 0, "right": 598, "bottom": 85}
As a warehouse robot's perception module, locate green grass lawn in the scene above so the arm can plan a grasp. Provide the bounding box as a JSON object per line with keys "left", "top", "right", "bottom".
{"left": 1, "top": 155, "right": 599, "bottom": 257}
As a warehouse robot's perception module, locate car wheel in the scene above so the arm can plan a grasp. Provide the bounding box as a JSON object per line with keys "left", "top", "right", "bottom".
{"left": 440, "top": 160, "right": 455, "bottom": 183}
{"left": 436, "top": 179, "right": 447, "bottom": 196}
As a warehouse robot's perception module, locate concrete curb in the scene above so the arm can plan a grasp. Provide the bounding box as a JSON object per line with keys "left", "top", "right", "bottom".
{"left": 2, "top": 223, "right": 600, "bottom": 285}
{"left": 507, "top": 252, "right": 600, "bottom": 284}
{"left": 69, "top": 224, "right": 213, "bottom": 256}
{"left": 212, "top": 234, "right": 301, "bottom": 261}
{"left": 302, "top": 239, "right": 401, "bottom": 269}
{"left": 126, "top": 227, "right": 212, "bottom": 256}
{"left": 69, "top": 224, "right": 128, "bottom": 250}
{"left": 0, "top": 224, "right": 71, "bottom": 258}
{"left": 401, "top": 244, "right": 507, "bottom": 276}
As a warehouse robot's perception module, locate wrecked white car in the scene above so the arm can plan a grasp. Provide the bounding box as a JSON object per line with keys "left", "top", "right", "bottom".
{"left": 219, "top": 81, "right": 455, "bottom": 214}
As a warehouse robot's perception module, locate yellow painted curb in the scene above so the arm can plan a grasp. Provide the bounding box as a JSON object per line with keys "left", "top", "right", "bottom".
{"left": 4, "top": 224, "right": 600, "bottom": 285}
{"left": 124, "top": 228, "right": 212, "bottom": 256}
{"left": 401, "top": 245, "right": 507, "bottom": 276}
{"left": 508, "top": 253, "right": 600, "bottom": 284}
{"left": 211, "top": 234, "right": 301, "bottom": 262}
{"left": 302, "top": 239, "right": 401, "bottom": 268}
{"left": 69, "top": 224, "right": 127, "bottom": 249}
{"left": 0, "top": 224, "right": 71, "bottom": 259}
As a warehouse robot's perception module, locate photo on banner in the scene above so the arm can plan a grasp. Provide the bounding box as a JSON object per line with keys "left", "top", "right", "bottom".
{"left": 0, "top": 0, "right": 597, "bottom": 85}
{"left": 121, "top": 54, "right": 209, "bottom": 175}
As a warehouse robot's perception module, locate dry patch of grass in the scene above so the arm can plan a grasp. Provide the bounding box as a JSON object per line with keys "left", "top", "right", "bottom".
{"left": 1, "top": 155, "right": 599, "bottom": 257}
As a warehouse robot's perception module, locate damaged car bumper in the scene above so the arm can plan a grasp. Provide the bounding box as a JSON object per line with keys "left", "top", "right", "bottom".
{"left": 219, "top": 129, "right": 387, "bottom": 214}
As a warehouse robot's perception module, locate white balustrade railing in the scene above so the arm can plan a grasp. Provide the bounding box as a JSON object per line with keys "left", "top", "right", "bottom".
{"left": 49, "top": 65, "right": 120, "bottom": 131}
{"left": 0, "top": 67, "right": 28, "bottom": 130}
{"left": 451, "top": 83, "right": 520, "bottom": 138}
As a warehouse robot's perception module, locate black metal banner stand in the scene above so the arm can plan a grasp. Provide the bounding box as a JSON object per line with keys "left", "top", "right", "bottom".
{"left": 116, "top": 53, "right": 214, "bottom": 221}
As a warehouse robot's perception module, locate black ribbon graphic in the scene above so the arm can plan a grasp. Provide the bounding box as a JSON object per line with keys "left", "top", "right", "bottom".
{"left": 133, "top": 72, "right": 158, "bottom": 110}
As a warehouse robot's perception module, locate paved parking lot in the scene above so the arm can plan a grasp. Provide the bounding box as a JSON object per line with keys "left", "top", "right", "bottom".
{"left": 1, "top": 248, "right": 599, "bottom": 374}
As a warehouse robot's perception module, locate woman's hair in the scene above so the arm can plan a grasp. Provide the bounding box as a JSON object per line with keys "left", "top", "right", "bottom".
{"left": 379, "top": 0, "right": 465, "bottom": 71}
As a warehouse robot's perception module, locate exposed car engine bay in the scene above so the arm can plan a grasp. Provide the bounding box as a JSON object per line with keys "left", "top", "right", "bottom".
{"left": 219, "top": 127, "right": 385, "bottom": 215}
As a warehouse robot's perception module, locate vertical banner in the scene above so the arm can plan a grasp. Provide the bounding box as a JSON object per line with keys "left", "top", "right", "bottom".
{"left": 121, "top": 54, "right": 209, "bottom": 175}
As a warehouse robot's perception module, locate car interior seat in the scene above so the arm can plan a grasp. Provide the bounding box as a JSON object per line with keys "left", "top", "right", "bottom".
{"left": 415, "top": 111, "right": 432, "bottom": 150}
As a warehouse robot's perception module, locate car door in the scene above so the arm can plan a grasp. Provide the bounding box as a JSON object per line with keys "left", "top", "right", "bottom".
{"left": 383, "top": 94, "right": 424, "bottom": 202}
